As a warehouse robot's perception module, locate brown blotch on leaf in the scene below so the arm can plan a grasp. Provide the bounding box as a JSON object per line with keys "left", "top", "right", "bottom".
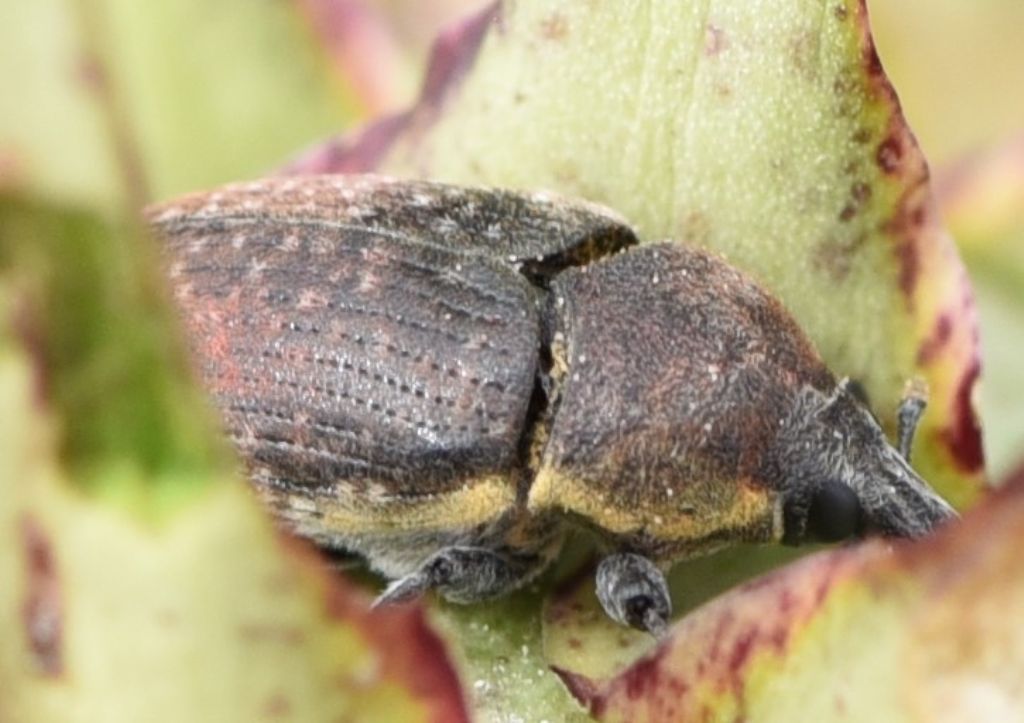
{"left": 894, "top": 238, "right": 920, "bottom": 298}
{"left": 238, "top": 622, "right": 307, "bottom": 646}
{"left": 21, "top": 515, "right": 63, "bottom": 677}
{"left": 877, "top": 136, "right": 904, "bottom": 174}
{"left": 155, "top": 609, "right": 180, "bottom": 628}
{"left": 832, "top": 70, "right": 859, "bottom": 99}
{"left": 814, "top": 233, "right": 868, "bottom": 281}
{"left": 852, "top": 128, "right": 872, "bottom": 145}
{"left": 882, "top": 174, "right": 932, "bottom": 299}
{"left": 0, "top": 150, "right": 26, "bottom": 190}
{"left": 838, "top": 181, "right": 872, "bottom": 222}
{"left": 916, "top": 313, "right": 953, "bottom": 366}
{"left": 75, "top": 53, "right": 107, "bottom": 93}
{"left": 704, "top": 25, "right": 728, "bottom": 57}
{"left": 6, "top": 295, "right": 51, "bottom": 408}
{"left": 863, "top": 41, "right": 884, "bottom": 77}
{"left": 681, "top": 210, "right": 713, "bottom": 246}
{"left": 790, "top": 29, "right": 821, "bottom": 80}
{"left": 263, "top": 692, "right": 292, "bottom": 719}
{"left": 539, "top": 12, "right": 569, "bottom": 41}
{"left": 834, "top": 4, "right": 849, "bottom": 21}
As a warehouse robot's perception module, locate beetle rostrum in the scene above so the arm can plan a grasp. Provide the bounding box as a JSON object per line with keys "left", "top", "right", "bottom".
{"left": 149, "top": 174, "right": 957, "bottom": 636}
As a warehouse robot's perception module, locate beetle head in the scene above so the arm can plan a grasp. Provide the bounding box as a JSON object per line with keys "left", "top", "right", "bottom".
{"left": 774, "top": 381, "right": 957, "bottom": 545}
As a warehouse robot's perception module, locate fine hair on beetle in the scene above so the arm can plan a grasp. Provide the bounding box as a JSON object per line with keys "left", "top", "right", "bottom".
{"left": 150, "top": 174, "right": 957, "bottom": 636}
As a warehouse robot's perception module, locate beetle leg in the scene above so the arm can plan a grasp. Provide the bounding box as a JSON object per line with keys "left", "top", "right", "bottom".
{"left": 373, "top": 546, "right": 542, "bottom": 607}
{"left": 897, "top": 379, "right": 928, "bottom": 462}
{"left": 595, "top": 553, "right": 671, "bottom": 637}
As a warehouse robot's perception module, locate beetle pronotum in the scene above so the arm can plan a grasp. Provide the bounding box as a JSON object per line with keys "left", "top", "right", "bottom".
{"left": 150, "top": 175, "right": 955, "bottom": 635}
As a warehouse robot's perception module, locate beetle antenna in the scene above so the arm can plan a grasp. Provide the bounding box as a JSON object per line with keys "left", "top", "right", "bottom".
{"left": 897, "top": 379, "right": 928, "bottom": 462}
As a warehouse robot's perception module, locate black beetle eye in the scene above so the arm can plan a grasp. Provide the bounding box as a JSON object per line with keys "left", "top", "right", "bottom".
{"left": 805, "top": 480, "right": 863, "bottom": 542}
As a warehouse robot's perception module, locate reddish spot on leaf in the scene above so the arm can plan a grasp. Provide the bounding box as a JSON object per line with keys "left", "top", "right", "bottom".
{"left": 280, "top": 112, "right": 412, "bottom": 175}
{"left": 262, "top": 691, "right": 292, "bottom": 718}
{"left": 814, "top": 233, "right": 868, "bottom": 281}
{"left": 704, "top": 25, "right": 728, "bottom": 57}
{"left": 623, "top": 653, "right": 664, "bottom": 700}
{"left": 838, "top": 181, "right": 873, "bottom": 222}
{"left": 419, "top": 2, "right": 501, "bottom": 105}
{"left": 539, "top": 12, "right": 569, "bottom": 41}
{"left": 862, "top": 37, "right": 884, "bottom": 78}
{"left": 0, "top": 150, "right": 27, "bottom": 191}
{"left": 554, "top": 667, "right": 608, "bottom": 718}
{"left": 21, "top": 515, "right": 63, "bottom": 677}
{"left": 281, "top": 2, "right": 500, "bottom": 176}
{"left": 916, "top": 313, "right": 953, "bottom": 366}
{"left": 937, "top": 359, "right": 985, "bottom": 474}
{"left": 895, "top": 238, "right": 919, "bottom": 297}
{"left": 75, "top": 53, "right": 107, "bottom": 93}
{"left": 877, "top": 136, "right": 904, "bottom": 175}
{"left": 727, "top": 628, "right": 758, "bottom": 676}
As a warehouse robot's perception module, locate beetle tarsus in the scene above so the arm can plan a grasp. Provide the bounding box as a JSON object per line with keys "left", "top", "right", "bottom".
{"left": 373, "top": 572, "right": 431, "bottom": 607}
{"left": 374, "top": 545, "right": 534, "bottom": 607}
{"left": 595, "top": 553, "right": 671, "bottom": 637}
{"left": 897, "top": 380, "right": 928, "bottom": 462}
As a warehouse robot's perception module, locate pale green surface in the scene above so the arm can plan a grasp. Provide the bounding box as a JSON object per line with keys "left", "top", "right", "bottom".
{"left": 434, "top": 594, "right": 593, "bottom": 723}
{"left": 743, "top": 581, "right": 909, "bottom": 723}
{"left": 97, "top": 0, "right": 356, "bottom": 201}
{"left": 0, "top": 0, "right": 355, "bottom": 209}
{"left": 872, "top": 0, "right": 1024, "bottom": 165}
{"left": 0, "top": 0, "right": 121, "bottom": 207}
{"left": 973, "top": 282, "right": 1024, "bottom": 481}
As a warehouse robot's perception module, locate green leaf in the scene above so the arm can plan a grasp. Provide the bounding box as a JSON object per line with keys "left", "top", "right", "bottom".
{"left": 0, "top": 0, "right": 358, "bottom": 209}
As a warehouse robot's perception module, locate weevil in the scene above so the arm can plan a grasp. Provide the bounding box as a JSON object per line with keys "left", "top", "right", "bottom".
{"left": 149, "top": 175, "right": 956, "bottom": 636}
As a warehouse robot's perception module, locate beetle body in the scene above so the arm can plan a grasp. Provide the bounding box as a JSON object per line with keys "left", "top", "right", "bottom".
{"left": 151, "top": 175, "right": 955, "bottom": 633}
